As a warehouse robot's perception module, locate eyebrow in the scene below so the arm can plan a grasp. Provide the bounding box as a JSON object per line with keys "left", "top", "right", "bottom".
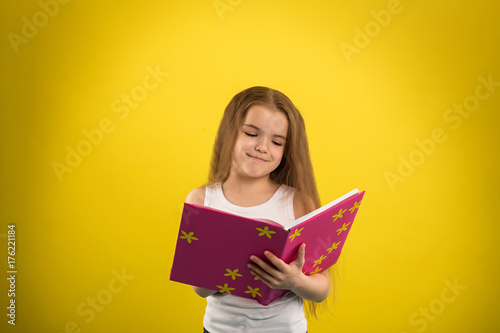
{"left": 242, "top": 124, "right": 287, "bottom": 140}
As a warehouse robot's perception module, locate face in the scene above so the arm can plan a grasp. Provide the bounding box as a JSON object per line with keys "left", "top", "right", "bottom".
{"left": 231, "top": 104, "right": 289, "bottom": 181}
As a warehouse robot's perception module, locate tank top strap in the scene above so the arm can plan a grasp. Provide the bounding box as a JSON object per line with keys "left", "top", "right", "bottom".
{"left": 204, "top": 185, "right": 216, "bottom": 206}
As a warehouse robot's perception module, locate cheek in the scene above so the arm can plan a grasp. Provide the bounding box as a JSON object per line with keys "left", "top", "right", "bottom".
{"left": 233, "top": 136, "right": 250, "bottom": 155}
{"left": 238, "top": 136, "right": 254, "bottom": 150}
{"left": 272, "top": 146, "right": 285, "bottom": 161}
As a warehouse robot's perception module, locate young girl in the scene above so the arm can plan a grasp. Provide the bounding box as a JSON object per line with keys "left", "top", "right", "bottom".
{"left": 186, "top": 86, "right": 331, "bottom": 332}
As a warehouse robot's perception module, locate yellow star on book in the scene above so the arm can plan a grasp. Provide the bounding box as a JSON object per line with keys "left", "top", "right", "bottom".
{"left": 179, "top": 230, "right": 198, "bottom": 244}
{"left": 313, "top": 254, "right": 327, "bottom": 267}
{"left": 332, "top": 208, "right": 347, "bottom": 222}
{"left": 216, "top": 283, "right": 235, "bottom": 294}
{"left": 256, "top": 226, "right": 276, "bottom": 239}
{"left": 309, "top": 266, "right": 323, "bottom": 275}
{"left": 288, "top": 227, "right": 304, "bottom": 242}
{"left": 244, "top": 286, "right": 262, "bottom": 298}
{"left": 250, "top": 271, "right": 260, "bottom": 280}
{"left": 224, "top": 268, "right": 243, "bottom": 280}
{"left": 348, "top": 201, "right": 361, "bottom": 214}
{"left": 336, "top": 222, "right": 351, "bottom": 235}
{"left": 327, "top": 241, "right": 341, "bottom": 254}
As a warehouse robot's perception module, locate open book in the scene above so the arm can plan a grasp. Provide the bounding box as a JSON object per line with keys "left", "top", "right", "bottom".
{"left": 170, "top": 189, "right": 365, "bottom": 305}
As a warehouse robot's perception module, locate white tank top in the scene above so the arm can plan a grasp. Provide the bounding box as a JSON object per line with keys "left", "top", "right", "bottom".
{"left": 202, "top": 183, "right": 307, "bottom": 333}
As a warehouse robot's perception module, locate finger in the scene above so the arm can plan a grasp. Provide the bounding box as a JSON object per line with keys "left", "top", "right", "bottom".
{"left": 263, "top": 251, "right": 287, "bottom": 272}
{"left": 249, "top": 269, "right": 273, "bottom": 288}
{"left": 249, "top": 255, "right": 280, "bottom": 275}
{"left": 247, "top": 262, "right": 276, "bottom": 285}
{"left": 248, "top": 262, "right": 283, "bottom": 289}
{"left": 294, "top": 243, "right": 306, "bottom": 268}
{"left": 255, "top": 274, "right": 273, "bottom": 289}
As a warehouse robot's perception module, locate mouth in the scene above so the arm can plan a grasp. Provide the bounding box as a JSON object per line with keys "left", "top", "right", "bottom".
{"left": 247, "top": 154, "right": 268, "bottom": 162}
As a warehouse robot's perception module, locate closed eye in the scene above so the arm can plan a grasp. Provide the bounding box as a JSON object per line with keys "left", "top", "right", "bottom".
{"left": 244, "top": 132, "right": 257, "bottom": 137}
{"left": 272, "top": 141, "right": 283, "bottom": 146}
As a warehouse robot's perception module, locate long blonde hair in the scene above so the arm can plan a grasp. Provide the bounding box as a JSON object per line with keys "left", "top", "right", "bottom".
{"left": 207, "top": 86, "right": 334, "bottom": 318}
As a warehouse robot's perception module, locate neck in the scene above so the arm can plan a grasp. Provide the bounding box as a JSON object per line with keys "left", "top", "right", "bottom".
{"left": 222, "top": 173, "right": 280, "bottom": 207}
{"left": 224, "top": 174, "right": 273, "bottom": 192}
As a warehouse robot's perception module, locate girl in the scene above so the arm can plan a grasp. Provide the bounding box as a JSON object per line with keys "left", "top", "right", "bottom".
{"left": 186, "top": 86, "right": 332, "bottom": 332}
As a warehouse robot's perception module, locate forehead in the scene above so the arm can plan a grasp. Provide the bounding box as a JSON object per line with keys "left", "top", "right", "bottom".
{"left": 242, "top": 104, "right": 288, "bottom": 136}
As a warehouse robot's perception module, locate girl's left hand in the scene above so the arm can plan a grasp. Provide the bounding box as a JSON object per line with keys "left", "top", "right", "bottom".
{"left": 247, "top": 243, "right": 306, "bottom": 290}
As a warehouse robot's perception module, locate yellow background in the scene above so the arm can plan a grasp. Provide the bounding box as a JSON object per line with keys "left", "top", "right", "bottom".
{"left": 1, "top": 0, "right": 499, "bottom": 332}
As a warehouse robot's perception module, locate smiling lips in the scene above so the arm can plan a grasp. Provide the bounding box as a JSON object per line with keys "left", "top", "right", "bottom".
{"left": 247, "top": 154, "right": 268, "bottom": 162}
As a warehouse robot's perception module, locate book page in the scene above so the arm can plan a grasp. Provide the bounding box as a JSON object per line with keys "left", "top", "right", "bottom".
{"left": 284, "top": 189, "right": 359, "bottom": 231}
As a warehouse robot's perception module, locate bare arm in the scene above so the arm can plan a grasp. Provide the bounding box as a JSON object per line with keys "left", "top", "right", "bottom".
{"left": 292, "top": 265, "right": 330, "bottom": 303}
{"left": 185, "top": 187, "right": 218, "bottom": 298}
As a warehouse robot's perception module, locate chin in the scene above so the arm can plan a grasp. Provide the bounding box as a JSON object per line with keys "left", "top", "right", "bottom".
{"left": 240, "top": 168, "right": 269, "bottom": 179}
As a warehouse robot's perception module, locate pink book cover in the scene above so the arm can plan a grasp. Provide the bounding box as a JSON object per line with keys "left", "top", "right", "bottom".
{"left": 170, "top": 189, "right": 365, "bottom": 305}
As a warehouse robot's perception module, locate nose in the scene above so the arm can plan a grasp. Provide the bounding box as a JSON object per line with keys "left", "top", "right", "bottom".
{"left": 255, "top": 137, "right": 268, "bottom": 153}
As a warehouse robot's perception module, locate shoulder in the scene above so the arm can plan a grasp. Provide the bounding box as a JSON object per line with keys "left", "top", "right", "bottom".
{"left": 185, "top": 187, "right": 206, "bottom": 206}
{"left": 292, "top": 189, "right": 316, "bottom": 220}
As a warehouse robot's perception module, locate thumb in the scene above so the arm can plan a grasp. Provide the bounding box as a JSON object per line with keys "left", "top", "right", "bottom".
{"left": 293, "top": 243, "right": 306, "bottom": 269}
